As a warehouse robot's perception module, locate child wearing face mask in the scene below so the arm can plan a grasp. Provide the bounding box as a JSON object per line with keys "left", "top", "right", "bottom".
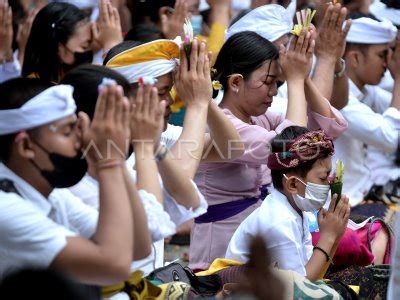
{"left": 226, "top": 126, "right": 350, "bottom": 283}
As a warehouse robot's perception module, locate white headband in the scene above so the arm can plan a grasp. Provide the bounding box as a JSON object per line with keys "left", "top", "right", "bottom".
{"left": 225, "top": 4, "right": 293, "bottom": 42}
{"left": 370, "top": 1, "right": 400, "bottom": 26}
{"left": 346, "top": 17, "right": 397, "bottom": 44}
{"left": 111, "top": 59, "right": 178, "bottom": 84}
{"left": 51, "top": 0, "right": 98, "bottom": 9}
{"left": 0, "top": 85, "right": 76, "bottom": 135}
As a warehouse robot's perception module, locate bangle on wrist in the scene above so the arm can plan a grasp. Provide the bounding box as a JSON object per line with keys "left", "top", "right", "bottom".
{"left": 155, "top": 144, "right": 169, "bottom": 162}
{"left": 334, "top": 58, "right": 346, "bottom": 78}
{"left": 313, "top": 246, "right": 334, "bottom": 265}
{"left": 96, "top": 159, "right": 124, "bottom": 171}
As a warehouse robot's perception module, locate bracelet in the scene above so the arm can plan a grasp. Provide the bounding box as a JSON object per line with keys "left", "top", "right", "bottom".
{"left": 155, "top": 144, "right": 169, "bottom": 162}
{"left": 313, "top": 246, "right": 334, "bottom": 265}
{"left": 96, "top": 159, "right": 124, "bottom": 171}
{"left": 334, "top": 58, "right": 346, "bottom": 79}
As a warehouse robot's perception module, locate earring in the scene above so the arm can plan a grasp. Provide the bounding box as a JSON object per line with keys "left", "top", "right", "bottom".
{"left": 235, "top": 88, "right": 239, "bottom": 93}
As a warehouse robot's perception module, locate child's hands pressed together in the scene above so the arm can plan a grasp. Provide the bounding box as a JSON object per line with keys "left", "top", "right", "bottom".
{"left": 318, "top": 194, "right": 350, "bottom": 242}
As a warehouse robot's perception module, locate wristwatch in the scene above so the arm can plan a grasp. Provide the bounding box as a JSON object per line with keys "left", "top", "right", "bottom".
{"left": 334, "top": 58, "right": 346, "bottom": 79}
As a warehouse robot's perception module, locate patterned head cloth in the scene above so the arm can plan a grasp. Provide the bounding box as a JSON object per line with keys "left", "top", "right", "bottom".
{"left": 105, "top": 39, "right": 180, "bottom": 84}
{"left": 267, "top": 130, "right": 334, "bottom": 170}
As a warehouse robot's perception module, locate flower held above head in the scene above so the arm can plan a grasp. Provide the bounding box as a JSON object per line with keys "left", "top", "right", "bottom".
{"left": 291, "top": 8, "right": 316, "bottom": 36}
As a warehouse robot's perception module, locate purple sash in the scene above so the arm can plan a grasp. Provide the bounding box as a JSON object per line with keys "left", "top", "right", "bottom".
{"left": 194, "top": 185, "right": 270, "bottom": 224}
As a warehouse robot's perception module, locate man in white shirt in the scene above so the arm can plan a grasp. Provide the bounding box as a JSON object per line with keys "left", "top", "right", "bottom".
{"left": 334, "top": 14, "right": 400, "bottom": 206}
{"left": 0, "top": 78, "right": 151, "bottom": 285}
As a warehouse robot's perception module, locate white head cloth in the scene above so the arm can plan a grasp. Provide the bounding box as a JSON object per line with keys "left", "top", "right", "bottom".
{"left": 225, "top": 4, "right": 293, "bottom": 42}
{"left": 111, "top": 59, "right": 178, "bottom": 84}
{"left": 370, "top": 1, "right": 400, "bottom": 26}
{"left": 51, "top": 0, "right": 98, "bottom": 9}
{"left": 0, "top": 85, "right": 76, "bottom": 135}
{"left": 346, "top": 17, "right": 397, "bottom": 44}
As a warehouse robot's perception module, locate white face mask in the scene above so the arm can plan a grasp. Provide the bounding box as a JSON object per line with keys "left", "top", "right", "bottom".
{"left": 284, "top": 175, "right": 330, "bottom": 212}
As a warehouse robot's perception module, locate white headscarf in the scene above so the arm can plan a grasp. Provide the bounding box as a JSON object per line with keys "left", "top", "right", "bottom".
{"left": 370, "top": 1, "right": 400, "bottom": 26}
{"left": 225, "top": 4, "right": 293, "bottom": 42}
{"left": 51, "top": 0, "right": 97, "bottom": 9}
{"left": 0, "top": 85, "right": 76, "bottom": 135}
{"left": 105, "top": 39, "right": 180, "bottom": 84}
{"left": 346, "top": 17, "right": 397, "bottom": 44}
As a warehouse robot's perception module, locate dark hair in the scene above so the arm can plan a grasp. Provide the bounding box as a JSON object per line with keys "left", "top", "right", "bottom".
{"left": 124, "top": 23, "right": 163, "bottom": 43}
{"left": 382, "top": 0, "right": 400, "bottom": 9}
{"left": 212, "top": 31, "right": 279, "bottom": 92}
{"left": 270, "top": 126, "right": 322, "bottom": 190}
{"left": 22, "top": 2, "right": 87, "bottom": 82}
{"left": 103, "top": 40, "right": 144, "bottom": 66}
{"left": 61, "top": 64, "right": 132, "bottom": 120}
{"left": 130, "top": 0, "right": 176, "bottom": 25}
{"left": 0, "top": 269, "right": 99, "bottom": 300}
{"left": 0, "top": 78, "right": 54, "bottom": 163}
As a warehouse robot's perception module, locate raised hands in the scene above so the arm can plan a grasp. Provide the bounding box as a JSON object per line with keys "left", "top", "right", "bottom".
{"left": 79, "top": 84, "right": 130, "bottom": 163}
{"left": 279, "top": 29, "right": 315, "bottom": 81}
{"left": 174, "top": 39, "right": 213, "bottom": 108}
{"left": 92, "top": 0, "right": 123, "bottom": 53}
{"left": 130, "top": 85, "right": 166, "bottom": 149}
{"left": 388, "top": 31, "right": 400, "bottom": 80}
{"left": 17, "top": 9, "right": 38, "bottom": 65}
{"left": 315, "top": 3, "right": 352, "bottom": 62}
{"left": 0, "top": 0, "right": 13, "bottom": 62}
{"left": 318, "top": 194, "right": 350, "bottom": 241}
{"left": 160, "top": 0, "right": 187, "bottom": 40}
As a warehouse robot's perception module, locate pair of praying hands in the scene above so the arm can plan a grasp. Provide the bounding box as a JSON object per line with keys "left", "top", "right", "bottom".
{"left": 0, "top": 0, "right": 37, "bottom": 64}
{"left": 174, "top": 38, "right": 213, "bottom": 108}
{"left": 79, "top": 84, "right": 166, "bottom": 163}
{"left": 92, "top": 0, "right": 123, "bottom": 53}
{"left": 315, "top": 3, "right": 352, "bottom": 65}
{"left": 279, "top": 28, "right": 315, "bottom": 81}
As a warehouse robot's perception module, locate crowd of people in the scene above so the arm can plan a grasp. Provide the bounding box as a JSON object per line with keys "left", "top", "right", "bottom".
{"left": 0, "top": 0, "right": 400, "bottom": 299}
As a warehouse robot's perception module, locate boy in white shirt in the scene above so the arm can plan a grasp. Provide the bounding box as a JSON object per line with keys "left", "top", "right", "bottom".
{"left": 226, "top": 126, "right": 350, "bottom": 282}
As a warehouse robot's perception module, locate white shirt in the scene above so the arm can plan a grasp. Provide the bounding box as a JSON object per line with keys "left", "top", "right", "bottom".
{"left": 334, "top": 79, "right": 400, "bottom": 206}
{"left": 0, "top": 52, "right": 21, "bottom": 84}
{"left": 160, "top": 123, "right": 183, "bottom": 149}
{"left": 379, "top": 70, "right": 394, "bottom": 93}
{"left": 0, "top": 163, "right": 98, "bottom": 280}
{"left": 363, "top": 85, "right": 400, "bottom": 186}
{"left": 225, "top": 189, "right": 313, "bottom": 276}
{"left": 69, "top": 172, "right": 177, "bottom": 243}
{"left": 70, "top": 143, "right": 207, "bottom": 275}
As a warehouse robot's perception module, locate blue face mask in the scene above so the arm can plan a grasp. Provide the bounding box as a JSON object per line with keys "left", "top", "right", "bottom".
{"left": 191, "top": 15, "right": 203, "bottom": 36}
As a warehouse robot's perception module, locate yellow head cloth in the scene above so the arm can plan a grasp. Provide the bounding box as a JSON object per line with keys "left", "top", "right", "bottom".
{"left": 106, "top": 39, "right": 180, "bottom": 84}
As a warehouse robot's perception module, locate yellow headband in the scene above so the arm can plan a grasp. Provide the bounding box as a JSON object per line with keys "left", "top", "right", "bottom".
{"left": 106, "top": 39, "right": 180, "bottom": 68}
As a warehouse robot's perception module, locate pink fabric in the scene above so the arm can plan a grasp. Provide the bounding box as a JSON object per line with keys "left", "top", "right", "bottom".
{"left": 312, "top": 223, "right": 391, "bottom": 267}
{"left": 190, "top": 107, "right": 348, "bottom": 270}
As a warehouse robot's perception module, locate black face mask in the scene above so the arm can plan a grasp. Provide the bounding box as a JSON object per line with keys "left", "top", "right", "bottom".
{"left": 73, "top": 50, "right": 94, "bottom": 65}
{"left": 62, "top": 50, "right": 94, "bottom": 73}
{"left": 30, "top": 141, "right": 88, "bottom": 188}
